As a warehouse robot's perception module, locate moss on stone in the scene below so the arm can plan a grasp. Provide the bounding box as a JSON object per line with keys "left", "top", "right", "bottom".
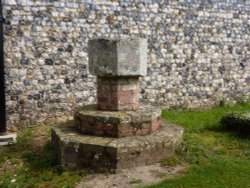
{"left": 51, "top": 121, "right": 183, "bottom": 172}
{"left": 220, "top": 111, "right": 250, "bottom": 138}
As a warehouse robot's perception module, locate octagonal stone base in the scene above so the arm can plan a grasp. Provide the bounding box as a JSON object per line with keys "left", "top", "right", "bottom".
{"left": 51, "top": 121, "right": 183, "bottom": 172}
{"left": 74, "top": 104, "right": 162, "bottom": 138}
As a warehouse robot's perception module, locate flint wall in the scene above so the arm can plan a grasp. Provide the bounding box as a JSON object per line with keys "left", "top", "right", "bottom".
{"left": 3, "top": 0, "right": 250, "bottom": 127}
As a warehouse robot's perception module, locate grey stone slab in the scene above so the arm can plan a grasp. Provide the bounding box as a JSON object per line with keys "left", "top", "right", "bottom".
{"left": 0, "top": 134, "right": 17, "bottom": 146}
{"left": 75, "top": 103, "right": 162, "bottom": 125}
{"left": 74, "top": 103, "right": 162, "bottom": 137}
{"left": 88, "top": 38, "right": 148, "bottom": 77}
{"left": 51, "top": 121, "right": 184, "bottom": 172}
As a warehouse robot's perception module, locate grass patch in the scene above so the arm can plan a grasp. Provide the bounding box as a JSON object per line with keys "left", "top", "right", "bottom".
{"left": 146, "top": 99, "right": 250, "bottom": 187}
{"left": 148, "top": 158, "right": 250, "bottom": 188}
{"left": 162, "top": 100, "right": 250, "bottom": 132}
{"left": 162, "top": 156, "right": 182, "bottom": 167}
{"left": 0, "top": 125, "right": 86, "bottom": 188}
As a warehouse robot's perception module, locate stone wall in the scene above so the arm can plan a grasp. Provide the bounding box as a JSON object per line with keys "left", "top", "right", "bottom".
{"left": 3, "top": 0, "right": 250, "bottom": 127}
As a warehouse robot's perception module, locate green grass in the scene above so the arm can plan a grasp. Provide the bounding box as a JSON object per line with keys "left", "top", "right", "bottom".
{"left": 146, "top": 100, "right": 250, "bottom": 188}
{"left": 162, "top": 101, "right": 250, "bottom": 132}
{"left": 0, "top": 126, "right": 86, "bottom": 188}
{"left": 148, "top": 158, "right": 250, "bottom": 188}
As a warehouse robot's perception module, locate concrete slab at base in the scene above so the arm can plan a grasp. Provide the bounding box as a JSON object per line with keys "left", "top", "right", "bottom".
{"left": 51, "top": 121, "right": 183, "bottom": 172}
{"left": 0, "top": 134, "right": 17, "bottom": 146}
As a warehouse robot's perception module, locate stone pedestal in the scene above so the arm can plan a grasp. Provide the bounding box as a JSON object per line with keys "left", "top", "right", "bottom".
{"left": 88, "top": 38, "right": 147, "bottom": 77}
{"left": 89, "top": 38, "right": 147, "bottom": 112}
{"left": 52, "top": 121, "right": 183, "bottom": 172}
{"left": 51, "top": 38, "right": 183, "bottom": 172}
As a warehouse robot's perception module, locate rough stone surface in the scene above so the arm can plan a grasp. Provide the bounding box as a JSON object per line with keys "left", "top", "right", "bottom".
{"left": 76, "top": 164, "right": 186, "bottom": 188}
{"left": 51, "top": 121, "right": 184, "bottom": 172}
{"left": 97, "top": 77, "right": 139, "bottom": 111}
{"left": 221, "top": 111, "right": 250, "bottom": 137}
{"left": 3, "top": 1, "right": 250, "bottom": 127}
{"left": 89, "top": 38, "right": 147, "bottom": 77}
{"left": 74, "top": 104, "right": 162, "bottom": 138}
{"left": 0, "top": 134, "right": 17, "bottom": 146}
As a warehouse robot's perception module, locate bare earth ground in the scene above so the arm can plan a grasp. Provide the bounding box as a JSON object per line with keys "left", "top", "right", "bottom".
{"left": 76, "top": 164, "right": 187, "bottom": 188}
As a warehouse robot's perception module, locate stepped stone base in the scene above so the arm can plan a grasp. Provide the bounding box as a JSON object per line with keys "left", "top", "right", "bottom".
{"left": 74, "top": 104, "right": 162, "bottom": 138}
{"left": 51, "top": 121, "right": 184, "bottom": 173}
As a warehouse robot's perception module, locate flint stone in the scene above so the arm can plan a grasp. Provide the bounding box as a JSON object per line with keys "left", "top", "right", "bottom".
{"left": 88, "top": 38, "right": 148, "bottom": 77}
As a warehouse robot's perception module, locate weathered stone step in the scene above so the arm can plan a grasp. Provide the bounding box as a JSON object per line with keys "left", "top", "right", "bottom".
{"left": 51, "top": 121, "right": 184, "bottom": 173}
{"left": 74, "top": 104, "right": 162, "bottom": 138}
